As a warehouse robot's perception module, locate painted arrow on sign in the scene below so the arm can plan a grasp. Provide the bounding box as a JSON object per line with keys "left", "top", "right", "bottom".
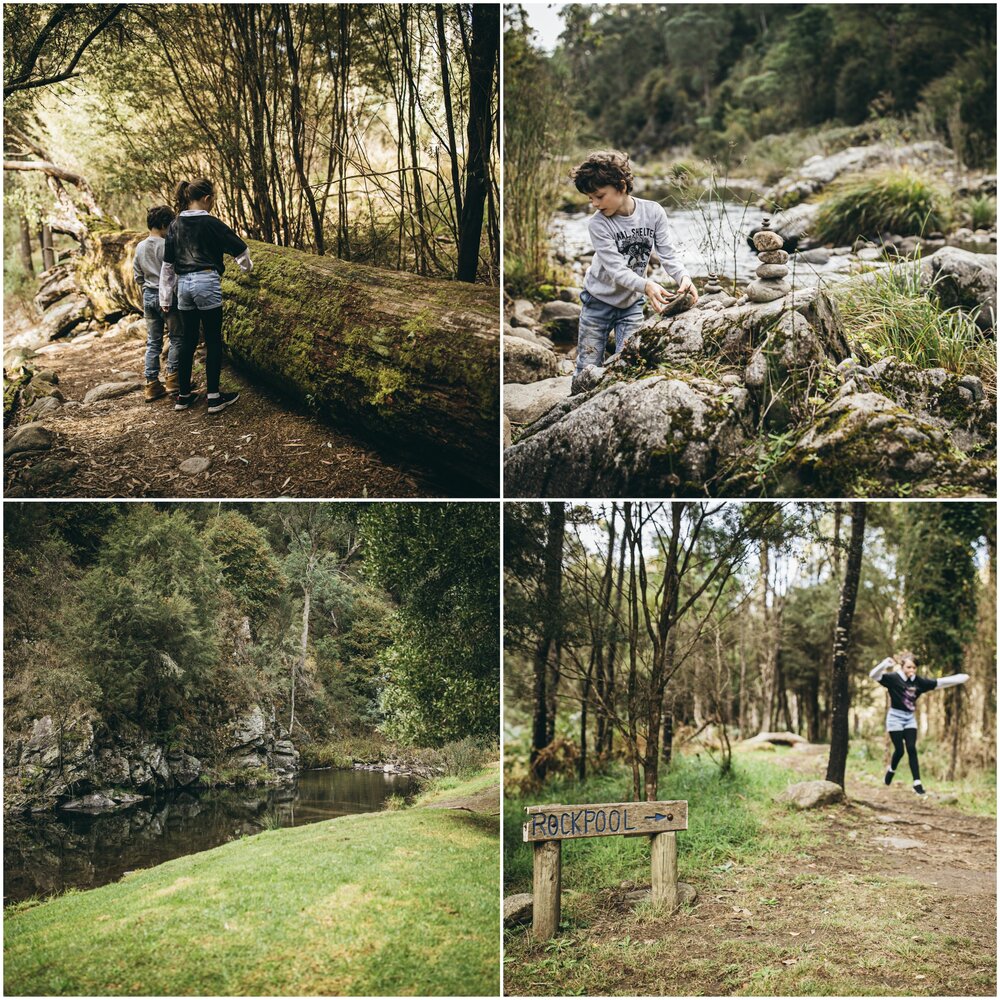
{"left": 643, "top": 812, "right": 674, "bottom": 822}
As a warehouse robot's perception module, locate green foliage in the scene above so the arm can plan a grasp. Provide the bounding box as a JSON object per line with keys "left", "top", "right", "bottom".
{"left": 834, "top": 260, "right": 994, "bottom": 384}
{"left": 201, "top": 511, "right": 286, "bottom": 632}
{"left": 813, "top": 170, "right": 952, "bottom": 244}
{"left": 71, "top": 506, "right": 222, "bottom": 735}
{"left": 956, "top": 194, "right": 997, "bottom": 231}
{"left": 901, "top": 504, "right": 988, "bottom": 672}
{"left": 362, "top": 503, "right": 499, "bottom": 745}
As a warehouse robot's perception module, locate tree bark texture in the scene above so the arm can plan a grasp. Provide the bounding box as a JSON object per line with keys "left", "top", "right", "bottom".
{"left": 76, "top": 229, "right": 500, "bottom": 490}
{"left": 825, "top": 502, "right": 867, "bottom": 788}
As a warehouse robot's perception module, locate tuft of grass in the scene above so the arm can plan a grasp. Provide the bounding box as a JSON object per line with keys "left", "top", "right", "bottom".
{"left": 812, "top": 169, "right": 952, "bottom": 244}
{"left": 4, "top": 771, "right": 499, "bottom": 997}
{"left": 834, "top": 259, "right": 995, "bottom": 386}
{"left": 956, "top": 194, "right": 997, "bottom": 231}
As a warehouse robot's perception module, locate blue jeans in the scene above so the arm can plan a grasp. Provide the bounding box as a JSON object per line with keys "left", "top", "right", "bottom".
{"left": 575, "top": 289, "right": 645, "bottom": 374}
{"left": 143, "top": 288, "right": 181, "bottom": 380}
{"left": 177, "top": 270, "right": 224, "bottom": 311}
{"left": 177, "top": 271, "right": 225, "bottom": 395}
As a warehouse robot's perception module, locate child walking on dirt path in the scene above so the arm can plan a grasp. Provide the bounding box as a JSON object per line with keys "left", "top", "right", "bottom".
{"left": 870, "top": 652, "right": 969, "bottom": 794}
{"left": 134, "top": 205, "right": 185, "bottom": 401}
{"left": 160, "top": 178, "right": 253, "bottom": 414}
{"left": 569, "top": 150, "right": 698, "bottom": 393}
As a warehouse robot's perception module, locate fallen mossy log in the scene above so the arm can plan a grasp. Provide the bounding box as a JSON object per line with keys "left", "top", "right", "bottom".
{"left": 79, "top": 229, "right": 500, "bottom": 491}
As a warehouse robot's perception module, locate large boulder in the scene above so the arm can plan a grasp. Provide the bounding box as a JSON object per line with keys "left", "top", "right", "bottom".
{"left": 539, "top": 300, "right": 582, "bottom": 340}
{"left": 779, "top": 391, "right": 992, "bottom": 496}
{"left": 504, "top": 376, "right": 572, "bottom": 424}
{"left": 776, "top": 780, "right": 845, "bottom": 809}
{"left": 919, "top": 246, "right": 996, "bottom": 331}
{"left": 230, "top": 705, "right": 268, "bottom": 748}
{"left": 4, "top": 423, "right": 54, "bottom": 456}
{"left": 166, "top": 751, "right": 201, "bottom": 787}
{"left": 504, "top": 337, "right": 559, "bottom": 384}
{"left": 504, "top": 374, "right": 752, "bottom": 497}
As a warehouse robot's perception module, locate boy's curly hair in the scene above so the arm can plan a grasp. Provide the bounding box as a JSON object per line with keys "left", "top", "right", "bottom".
{"left": 146, "top": 205, "right": 175, "bottom": 230}
{"left": 571, "top": 150, "right": 634, "bottom": 195}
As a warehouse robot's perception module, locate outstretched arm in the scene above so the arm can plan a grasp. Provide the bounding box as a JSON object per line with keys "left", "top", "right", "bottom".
{"left": 935, "top": 673, "right": 969, "bottom": 689}
{"left": 869, "top": 657, "right": 896, "bottom": 680}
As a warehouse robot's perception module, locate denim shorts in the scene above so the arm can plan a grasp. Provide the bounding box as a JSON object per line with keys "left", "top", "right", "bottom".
{"left": 177, "top": 270, "right": 223, "bottom": 311}
{"left": 886, "top": 709, "right": 916, "bottom": 732}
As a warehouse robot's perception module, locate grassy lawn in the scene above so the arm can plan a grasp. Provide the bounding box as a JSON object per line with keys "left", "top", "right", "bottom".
{"left": 504, "top": 751, "right": 995, "bottom": 996}
{"left": 5, "top": 771, "right": 499, "bottom": 996}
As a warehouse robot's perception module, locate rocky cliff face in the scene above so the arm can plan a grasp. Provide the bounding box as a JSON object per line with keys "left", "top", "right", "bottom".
{"left": 5, "top": 706, "right": 300, "bottom": 815}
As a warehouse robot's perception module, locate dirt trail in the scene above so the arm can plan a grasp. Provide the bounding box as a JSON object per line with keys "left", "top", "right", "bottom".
{"left": 507, "top": 749, "right": 996, "bottom": 996}
{"left": 5, "top": 322, "right": 440, "bottom": 498}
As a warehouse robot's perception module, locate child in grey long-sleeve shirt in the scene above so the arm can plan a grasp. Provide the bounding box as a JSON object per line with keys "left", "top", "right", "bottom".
{"left": 133, "top": 205, "right": 184, "bottom": 400}
{"left": 570, "top": 150, "right": 698, "bottom": 383}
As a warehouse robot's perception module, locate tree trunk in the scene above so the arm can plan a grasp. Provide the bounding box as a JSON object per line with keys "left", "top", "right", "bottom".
{"left": 291, "top": 586, "right": 310, "bottom": 735}
{"left": 40, "top": 225, "right": 55, "bottom": 271}
{"left": 75, "top": 229, "right": 500, "bottom": 491}
{"left": 18, "top": 216, "right": 35, "bottom": 276}
{"left": 456, "top": 5, "right": 498, "bottom": 283}
{"left": 826, "top": 503, "right": 867, "bottom": 788}
{"left": 530, "top": 502, "right": 564, "bottom": 780}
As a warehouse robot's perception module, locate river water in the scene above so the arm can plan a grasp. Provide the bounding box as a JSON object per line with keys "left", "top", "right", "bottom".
{"left": 550, "top": 204, "right": 996, "bottom": 287}
{"left": 4, "top": 768, "right": 416, "bottom": 904}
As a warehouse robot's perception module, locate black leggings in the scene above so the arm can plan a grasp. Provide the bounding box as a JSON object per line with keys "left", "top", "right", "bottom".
{"left": 889, "top": 728, "right": 920, "bottom": 781}
{"left": 178, "top": 307, "right": 223, "bottom": 395}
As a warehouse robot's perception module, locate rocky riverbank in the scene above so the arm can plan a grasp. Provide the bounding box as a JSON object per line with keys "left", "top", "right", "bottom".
{"left": 505, "top": 141, "right": 996, "bottom": 497}
{"left": 4, "top": 704, "right": 300, "bottom": 816}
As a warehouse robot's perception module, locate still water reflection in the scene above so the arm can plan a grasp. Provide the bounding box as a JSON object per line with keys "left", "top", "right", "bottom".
{"left": 4, "top": 768, "right": 416, "bottom": 903}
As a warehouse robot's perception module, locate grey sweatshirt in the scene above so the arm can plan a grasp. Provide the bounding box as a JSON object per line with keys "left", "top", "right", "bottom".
{"left": 583, "top": 197, "right": 689, "bottom": 309}
{"left": 133, "top": 235, "right": 165, "bottom": 290}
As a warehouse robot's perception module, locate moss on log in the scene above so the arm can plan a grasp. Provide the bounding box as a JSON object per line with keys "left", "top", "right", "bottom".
{"left": 79, "top": 229, "right": 499, "bottom": 491}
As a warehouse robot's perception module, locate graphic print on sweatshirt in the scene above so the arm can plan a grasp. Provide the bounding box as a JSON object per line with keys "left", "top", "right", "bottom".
{"left": 617, "top": 227, "right": 657, "bottom": 274}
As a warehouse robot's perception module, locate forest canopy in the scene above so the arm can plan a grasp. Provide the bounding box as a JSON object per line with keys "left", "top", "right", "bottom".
{"left": 4, "top": 3, "right": 500, "bottom": 284}
{"left": 509, "top": 3, "right": 996, "bottom": 167}
{"left": 4, "top": 501, "right": 500, "bottom": 751}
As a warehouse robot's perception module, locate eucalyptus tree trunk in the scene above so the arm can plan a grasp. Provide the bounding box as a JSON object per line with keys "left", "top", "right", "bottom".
{"left": 826, "top": 502, "right": 867, "bottom": 788}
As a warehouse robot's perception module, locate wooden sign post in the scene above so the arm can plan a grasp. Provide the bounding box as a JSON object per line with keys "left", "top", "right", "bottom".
{"left": 523, "top": 800, "right": 688, "bottom": 940}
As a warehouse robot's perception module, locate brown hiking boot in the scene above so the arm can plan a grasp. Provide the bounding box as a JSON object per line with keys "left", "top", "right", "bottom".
{"left": 164, "top": 372, "right": 199, "bottom": 396}
{"left": 145, "top": 379, "right": 167, "bottom": 402}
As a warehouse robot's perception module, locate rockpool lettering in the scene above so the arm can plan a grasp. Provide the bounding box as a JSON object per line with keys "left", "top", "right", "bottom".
{"left": 529, "top": 806, "right": 639, "bottom": 838}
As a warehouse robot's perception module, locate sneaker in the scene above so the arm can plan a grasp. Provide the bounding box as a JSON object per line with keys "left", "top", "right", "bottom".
{"left": 144, "top": 379, "right": 166, "bottom": 402}
{"left": 174, "top": 393, "right": 198, "bottom": 411}
{"left": 913, "top": 782, "right": 926, "bottom": 795}
{"left": 206, "top": 391, "right": 240, "bottom": 414}
{"left": 884, "top": 769, "right": 895, "bottom": 786}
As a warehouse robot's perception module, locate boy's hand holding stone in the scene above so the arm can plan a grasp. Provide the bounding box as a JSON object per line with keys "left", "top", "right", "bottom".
{"left": 644, "top": 280, "right": 674, "bottom": 314}
{"left": 678, "top": 275, "right": 699, "bottom": 305}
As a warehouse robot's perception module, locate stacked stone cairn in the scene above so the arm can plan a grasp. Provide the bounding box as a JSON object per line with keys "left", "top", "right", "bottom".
{"left": 704, "top": 271, "right": 723, "bottom": 295}
{"left": 746, "top": 218, "right": 791, "bottom": 303}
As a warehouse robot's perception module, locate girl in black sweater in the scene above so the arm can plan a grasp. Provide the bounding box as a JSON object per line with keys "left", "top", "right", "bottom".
{"left": 159, "top": 178, "right": 253, "bottom": 413}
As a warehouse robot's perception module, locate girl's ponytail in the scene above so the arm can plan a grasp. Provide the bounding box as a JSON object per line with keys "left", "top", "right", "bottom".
{"left": 174, "top": 180, "right": 191, "bottom": 214}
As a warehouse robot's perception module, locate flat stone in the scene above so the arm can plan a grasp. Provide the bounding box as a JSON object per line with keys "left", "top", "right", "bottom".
{"left": 503, "top": 893, "right": 534, "bottom": 927}
{"left": 83, "top": 381, "right": 142, "bottom": 404}
{"left": 745, "top": 278, "right": 791, "bottom": 303}
{"left": 776, "top": 780, "right": 844, "bottom": 809}
{"left": 873, "top": 836, "right": 924, "bottom": 850}
{"left": 857, "top": 247, "right": 883, "bottom": 262}
{"left": 504, "top": 376, "right": 572, "bottom": 424}
{"left": 4, "top": 424, "right": 54, "bottom": 456}
{"left": 796, "top": 247, "right": 832, "bottom": 265}
{"left": 756, "top": 263, "right": 790, "bottom": 279}
{"left": 24, "top": 396, "right": 62, "bottom": 419}
{"left": 758, "top": 249, "right": 789, "bottom": 264}
{"left": 752, "top": 230, "right": 784, "bottom": 252}
{"left": 179, "top": 456, "right": 211, "bottom": 474}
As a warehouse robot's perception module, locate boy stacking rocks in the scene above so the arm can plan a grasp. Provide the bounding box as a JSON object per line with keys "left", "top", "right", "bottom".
{"left": 133, "top": 206, "right": 186, "bottom": 401}
{"left": 570, "top": 150, "right": 698, "bottom": 393}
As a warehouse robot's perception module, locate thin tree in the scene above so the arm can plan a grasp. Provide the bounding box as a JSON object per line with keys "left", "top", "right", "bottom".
{"left": 825, "top": 502, "right": 867, "bottom": 788}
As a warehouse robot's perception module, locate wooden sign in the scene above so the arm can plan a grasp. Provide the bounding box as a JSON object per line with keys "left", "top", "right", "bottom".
{"left": 524, "top": 799, "right": 689, "bottom": 940}
{"left": 523, "top": 800, "right": 687, "bottom": 842}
